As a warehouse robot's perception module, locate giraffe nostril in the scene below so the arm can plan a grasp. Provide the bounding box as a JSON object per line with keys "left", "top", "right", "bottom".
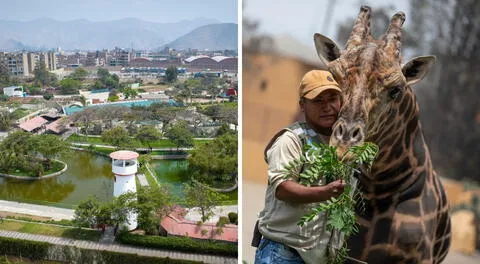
{"left": 336, "top": 123, "right": 344, "bottom": 139}
{"left": 351, "top": 127, "right": 362, "bottom": 142}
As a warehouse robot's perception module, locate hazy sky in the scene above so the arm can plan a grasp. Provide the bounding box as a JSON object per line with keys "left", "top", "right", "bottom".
{"left": 244, "top": 0, "right": 410, "bottom": 45}
{"left": 0, "top": 0, "right": 238, "bottom": 23}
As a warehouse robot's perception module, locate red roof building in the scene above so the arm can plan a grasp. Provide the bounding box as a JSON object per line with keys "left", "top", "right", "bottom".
{"left": 160, "top": 206, "right": 237, "bottom": 243}
{"left": 18, "top": 116, "right": 48, "bottom": 133}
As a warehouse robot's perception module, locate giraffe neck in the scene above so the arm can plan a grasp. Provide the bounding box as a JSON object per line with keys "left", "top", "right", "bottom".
{"left": 361, "top": 87, "right": 430, "bottom": 199}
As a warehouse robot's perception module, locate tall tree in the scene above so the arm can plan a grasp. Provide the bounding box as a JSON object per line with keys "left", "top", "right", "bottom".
{"left": 69, "top": 68, "right": 89, "bottom": 81}
{"left": 31, "top": 134, "right": 70, "bottom": 170}
{"left": 34, "top": 63, "right": 56, "bottom": 87}
{"left": 0, "top": 63, "right": 11, "bottom": 86}
{"left": 165, "top": 66, "right": 178, "bottom": 83}
{"left": 59, "top": 78, "right": 82, "bottom": 94}
{"left": 135, "top": 185, "right": 173, "bottom": 235}
{"left": 68, "top": 107, "right": 99, "bottom": 137}
{"left": 188, "top": 132, "right": 237, "bottom": 184}
{"left": 0, "top": 110, "right": 13, "bottom": 131}
{"left": 165, "top": 121, "right": 194, "bottom": 150}
{"left": 102, "top": 126, "right": 132, "bottom": 149}
{"left": 183, "top": 181, "right": 226, "bottom": 223}
{"left": 122, "top": 87, "right": 138, "bottom": 99}
{"left": 136, "top": 126, "right": 162, "bottom": 152}
{"left": 406, "top": 0, "right": 480, "bottom": 180}
{"left": 0, "top": 131, "right": 33, "bottom": 173}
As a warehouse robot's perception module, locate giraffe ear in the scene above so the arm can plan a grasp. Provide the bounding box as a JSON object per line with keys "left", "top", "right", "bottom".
{"left": 402, "top": 56, "right": 436, "bottom": 86}
{"left": 314, "top": 33, "right": 341, "bottom": 66}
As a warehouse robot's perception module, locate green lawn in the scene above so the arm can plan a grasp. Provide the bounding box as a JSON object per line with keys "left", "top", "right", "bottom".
{"left": 0, "top": 255, "right": 61, "bottom": 264}
{"left": 141, "top": 164, "right": 158, "bottom": 187}
{"left": 67, "top": 134, "right": 211, "bottom": 149}
{"left": 0, "top": 220, "right": 102, "bottom": 241}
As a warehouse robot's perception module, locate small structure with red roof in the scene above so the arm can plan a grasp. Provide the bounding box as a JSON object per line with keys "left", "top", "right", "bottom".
{"left": 18, "top": 116, "right": 48, "bottom": 133}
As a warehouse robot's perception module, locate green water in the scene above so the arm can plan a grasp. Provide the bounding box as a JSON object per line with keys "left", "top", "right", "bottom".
{"left": 0, "top": 153, "right": 237, "bottom": 208}
{"left": 150, "top": 160, "right": 238, "bottom": 204}
{"left": 0, "top": 152, "right": 114, "bottom": 208}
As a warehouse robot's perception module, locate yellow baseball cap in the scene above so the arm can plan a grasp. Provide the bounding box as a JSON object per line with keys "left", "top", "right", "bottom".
{"left": 299, "top": 70, "right": 341, "bottom": 99}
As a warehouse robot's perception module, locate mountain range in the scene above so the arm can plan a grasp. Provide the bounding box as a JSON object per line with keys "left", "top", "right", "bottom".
{"left": 0, "top": 18, "right": 237, "bottom": 51}
{"left": 161, "top": 23, "right": 237, "bottom": 51}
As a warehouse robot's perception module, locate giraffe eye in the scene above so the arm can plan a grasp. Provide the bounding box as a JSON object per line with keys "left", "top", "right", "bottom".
{"left": 388, "top": 86, "right": 402, "bottom": 99}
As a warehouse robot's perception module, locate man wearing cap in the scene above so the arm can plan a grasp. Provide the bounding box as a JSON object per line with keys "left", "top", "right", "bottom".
{"left": 253, "top": 70, "right": 346, "bottom": 264}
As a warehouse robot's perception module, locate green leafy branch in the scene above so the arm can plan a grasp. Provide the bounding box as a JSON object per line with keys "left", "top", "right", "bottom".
{"left": 283, "top": 142, "right": 378, "bottom": 264}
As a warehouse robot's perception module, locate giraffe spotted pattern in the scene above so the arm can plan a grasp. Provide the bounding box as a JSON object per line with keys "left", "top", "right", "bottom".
{"left": 314, "top": 6, "right": 451, "bottom": 264}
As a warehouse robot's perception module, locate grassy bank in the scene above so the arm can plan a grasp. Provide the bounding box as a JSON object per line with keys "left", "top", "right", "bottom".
{"left": 0, "top": 220, "right": 101, "bottom": 241}
{"left": 67, "top": 134, "right": 210, "bottom": 148}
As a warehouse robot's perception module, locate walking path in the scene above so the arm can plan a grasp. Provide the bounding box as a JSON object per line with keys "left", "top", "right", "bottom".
{"left": 0, "top": 200, "right": 74, "bottom": 220}
{"left": 0, "top": 230, "right": 237, "bottom": 264}
{"left": 71, "top": 142, "right": 192, "bottom": 151}
{"left": 137, "top": 174, "right": 149, "bottom": 187}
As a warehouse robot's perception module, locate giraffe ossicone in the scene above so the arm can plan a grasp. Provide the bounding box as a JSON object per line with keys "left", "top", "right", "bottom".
{"left": 313, "top": 6, "right": 451, "bottom": 264}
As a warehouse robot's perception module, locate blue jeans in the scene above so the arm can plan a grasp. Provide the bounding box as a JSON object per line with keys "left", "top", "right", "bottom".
{"left": 254, "top": 238, "right": 305, "bottom": 264}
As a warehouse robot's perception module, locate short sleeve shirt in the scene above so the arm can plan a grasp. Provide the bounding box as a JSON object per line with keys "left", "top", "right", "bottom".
{"left": 257, "top": 124, "right": 332, "bottom": 263}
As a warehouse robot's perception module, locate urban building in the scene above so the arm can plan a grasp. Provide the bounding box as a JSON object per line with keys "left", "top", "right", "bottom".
{"left": 0, "top": 52, "right": 29, "bottom": 76}
{"left": 40, "top": 52, "right": 57, "bottom": 71}
{"left": 184, "top": 55, "right": 238, "bottom": 72}
{"left": 2, "top": 86, "right": 24, "bottom": 97}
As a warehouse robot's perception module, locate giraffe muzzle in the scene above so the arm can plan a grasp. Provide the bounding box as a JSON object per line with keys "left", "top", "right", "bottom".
{"left": 331, "top": 119, "right": 365, "bottom": 157}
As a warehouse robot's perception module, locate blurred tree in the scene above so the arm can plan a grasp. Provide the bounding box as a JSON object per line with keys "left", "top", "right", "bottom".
{"left": 102, "top": 126, "right": 132, "bottom": 149}
{"left": 165, "top": 66, "right": 178, "bottom": 83}
{"left": 136, "top": 125, "right": 162, "bottom": 152}
{"left": 188, "top": 132, "right": 237, "bottom": 184}
{"left": 406, "top": 0, "right": 480, "bottom": 181}
{"left": 31, "top": 134, "right": 70, "bottom": 170}
{"left": 165, "top": 120, "right": 194, "bottom": 150}
{"left": 69, "top": 68, "right": 89, "bottom": 81}
{"left": 59, "top": 78, "right": 81, "bottom": 94}
{"left": 122, "top": 87, "right": 138, "bottom": 99}
{"left": 0, "top": 110, "right": 13, "bottom": 131}
{"left": 0, "top": 63, "right": 11, "bottom": 86}
{"left": 183, "top": 181, "right": 226, "bottom": 223}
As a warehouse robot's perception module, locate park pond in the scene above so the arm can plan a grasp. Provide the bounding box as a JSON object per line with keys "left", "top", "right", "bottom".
{"left": 151, "top": 160, "right": 238, "bottom": 205}
{"left": 0, "top": 151, "right": 237, "bottom": 208}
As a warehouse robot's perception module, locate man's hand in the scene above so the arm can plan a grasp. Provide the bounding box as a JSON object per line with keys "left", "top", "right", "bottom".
{"left": 276, "top": 179, "right": 346, "bottom": 203}
{"left": 324, "top": 179, "right": 346, "bottom": 199}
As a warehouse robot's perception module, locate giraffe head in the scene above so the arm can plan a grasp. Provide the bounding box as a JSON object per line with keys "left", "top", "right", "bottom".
{"left": 314, "top": 6, "right": 435, "bottom": 157}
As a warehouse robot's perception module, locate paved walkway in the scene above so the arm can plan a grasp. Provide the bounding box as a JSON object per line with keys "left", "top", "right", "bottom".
{"left": 0, "top": 230, "right": 236, "bottom": 264}
{"left": 0, "top": 200, "right": 74, "bottom": 220}
{"left": 185, "top": 205, "right": 238, "bottom": 224}
{"left": 137, "top": 174, "right": 149, "bottom": 187}
{"left": 71, "top": 142, "right": 193, "bottom": 151}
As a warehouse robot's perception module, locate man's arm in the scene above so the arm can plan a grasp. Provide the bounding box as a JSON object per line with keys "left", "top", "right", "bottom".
{"left": 276, "top": 179, "right": 345, "bottom": 203}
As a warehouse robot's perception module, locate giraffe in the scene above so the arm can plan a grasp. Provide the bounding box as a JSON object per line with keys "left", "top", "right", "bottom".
{"left": 314, "top": 6, "right": 451, "bottom": 264}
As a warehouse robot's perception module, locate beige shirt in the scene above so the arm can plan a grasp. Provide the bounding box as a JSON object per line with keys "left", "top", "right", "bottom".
{"left": 257, "top": 130, "right": 331, "bottom": 264}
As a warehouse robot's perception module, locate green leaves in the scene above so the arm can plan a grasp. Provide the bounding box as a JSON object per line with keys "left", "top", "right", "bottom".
{"left": 347, "top": 142, "right": 379, "bottom": 169}
{"left": 283, "top": 141, "right": 379, "bottom": 264}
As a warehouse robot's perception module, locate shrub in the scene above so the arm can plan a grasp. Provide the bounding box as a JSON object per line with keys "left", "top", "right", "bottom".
{"left": 116, "top": 232, "right": 237, "bottom": 257}
{"left": 217, "top": 216, "right": 230, "bottom": 227}
{"left": 227, "top": 212, "right": 238, "bottom": 225}
{"left": 0, "top": 236, "right": 201, "bottom": 263}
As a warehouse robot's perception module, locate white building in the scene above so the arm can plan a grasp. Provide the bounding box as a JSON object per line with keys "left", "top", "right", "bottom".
{"left": 3, "top": 86, "right": 24, "bottom": 97}
{"left": 110, "top": 150, "right": 139, "bottom": 231}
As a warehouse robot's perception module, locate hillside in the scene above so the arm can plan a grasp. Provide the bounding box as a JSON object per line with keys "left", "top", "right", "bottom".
{"left": 162, "top": 23, "right": 237, "bottom": 50}
{"left": 0, "top": 18, "right": 219, "bottom": 50}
